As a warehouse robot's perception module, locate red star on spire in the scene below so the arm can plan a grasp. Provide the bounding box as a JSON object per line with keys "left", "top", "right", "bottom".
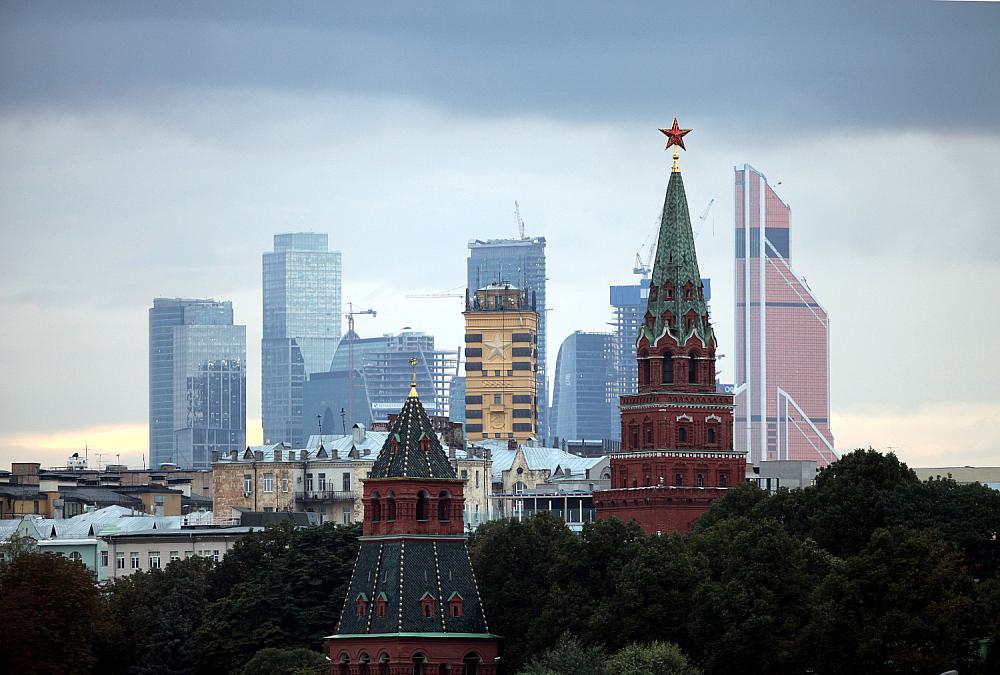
{"left": 659, "top": 117, "right": 692, "bottom": 151}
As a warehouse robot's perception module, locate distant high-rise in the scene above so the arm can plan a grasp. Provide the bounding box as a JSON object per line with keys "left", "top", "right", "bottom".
{"left": 262, "top": 233, "right": 342, "bottom": 447}
{"left": 734, "top": 164, "right": 835, "bottom": 466}
{"left": 149, "top": 298, "right": 246, "bottom": 469}
{"left": 551, "top": 331, "right": 618, "bottom": 444}
{"left": 302, "top": 330, "right": 459, "bottom": 431}
{"left": 468, "top": 236, "right": 548, "bottom": 441}
{"left": 462, "top": 283, "right": 539, "bottom": 444}
{"left": 610, "top": 275, "right": 711, "bottom": 413}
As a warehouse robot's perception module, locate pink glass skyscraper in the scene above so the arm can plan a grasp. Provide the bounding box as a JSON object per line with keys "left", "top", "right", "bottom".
{"left": 734, "top": 165, "right": 836, "bottom": 466}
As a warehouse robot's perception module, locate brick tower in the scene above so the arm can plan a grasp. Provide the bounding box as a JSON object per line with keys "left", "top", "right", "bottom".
{"left": 327, "top": 363, "right": 499, "bottom": 674}
{"left": 594, "top": 120, "right": 747, "bottom": 533}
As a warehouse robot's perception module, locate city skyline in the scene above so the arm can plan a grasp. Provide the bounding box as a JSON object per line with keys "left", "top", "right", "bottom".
{"left": 1, "top": 2, "right": 998, "bottom": 468}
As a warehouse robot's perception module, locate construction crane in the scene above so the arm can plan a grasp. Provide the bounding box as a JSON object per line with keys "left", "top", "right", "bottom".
{"left": 633, "top": 198, "right": 715, "bottom": 278}
{"left": 345, "top": 302, "right": 377, "bottom": 427}
{"left": 514, "top": 200, "right": 526, "bottom": 239}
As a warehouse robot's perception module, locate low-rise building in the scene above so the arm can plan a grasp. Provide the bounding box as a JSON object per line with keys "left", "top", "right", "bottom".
{"left": 912, "top": 466, "right": 1000, "bottom": 490}
{"left": 102, "top": 526, "right": 254, "bottom": 579}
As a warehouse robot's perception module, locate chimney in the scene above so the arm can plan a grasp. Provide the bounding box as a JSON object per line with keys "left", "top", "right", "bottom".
{"left": 274, "top": 449, "right": 282, "bottom": 462}
{"left": 449, "top": 446, "right": 456, "bottom": 460}
{"left": 352, "top": 423, "right": 366, "bottom": 444}
{"left": 211, "top": 450, "right": 218, "bottom": 464}
{"left": 507, "top": 438, "right": 518, "bottom": 451}
{"left": 230, "top": 449, "right": 238, "bottom": 461}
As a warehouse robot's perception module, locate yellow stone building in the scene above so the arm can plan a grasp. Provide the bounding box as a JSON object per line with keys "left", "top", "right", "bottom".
{"left": 463, "top": 283, "right": 539, "bottom": 443}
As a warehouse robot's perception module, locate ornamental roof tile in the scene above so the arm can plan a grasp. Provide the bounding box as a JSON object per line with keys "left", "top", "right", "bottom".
{"left": 368, "top": 390, "right": 456, "bottom": 480}
{"left": 642, "top": 170, "right": 715, "bottom": 348}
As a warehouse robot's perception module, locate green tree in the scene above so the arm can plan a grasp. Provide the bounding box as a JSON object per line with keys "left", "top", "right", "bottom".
{"left": 99, "top": 556, "right": 214, "bottom": 675}
{"left": 193, "top": 522, "right": 360, "bottom": 674}
{"left": 0, "top": 532, "right": 39, "bottom": 564}
{"left": 607, "top": 641, "right": 702, "bottom": 675}
{"left": 0, "top": 553, "right": 108, "bottom": 675}
{"left": 804, "top": 527, "right": 981, "bottom": 674}
{"left": 516, "top": 633, "right": 606, "bottom": 675}
{"left": 686, "top": 517, "right": 825, "bottom": 674}
{"left": 238, "top": 647, "right": 327, "bottom": 675}
{"left": 470, "top": 513, "right": 577, "bottom": 673}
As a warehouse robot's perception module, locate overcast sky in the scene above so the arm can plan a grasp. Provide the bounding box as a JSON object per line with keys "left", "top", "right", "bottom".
{"left": 1, "top": 1, "right": 998, "bottom": 469}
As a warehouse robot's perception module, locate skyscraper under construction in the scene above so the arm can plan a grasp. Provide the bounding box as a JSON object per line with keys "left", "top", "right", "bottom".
{"left": 734, "top": 165, "right": 836, "bottom": 466}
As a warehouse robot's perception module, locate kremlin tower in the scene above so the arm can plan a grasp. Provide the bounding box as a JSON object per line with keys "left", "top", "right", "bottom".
{"left": 327, "top": 361, "right": 499, "bottom": 674}
{"left": 594, "top": 120, "right": 747, "bottom": 533}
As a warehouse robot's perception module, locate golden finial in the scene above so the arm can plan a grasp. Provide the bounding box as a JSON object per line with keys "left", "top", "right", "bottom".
{"left": 408, "top": 357, "right": 419, "bottom": 398}
{"left": 672, "top": 148, "right": 680, "bottom": 173}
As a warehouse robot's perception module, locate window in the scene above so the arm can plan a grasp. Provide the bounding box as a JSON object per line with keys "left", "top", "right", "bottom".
{"left": 130, "top": 552, "right": 140, "bottom": 570}
{"left": 281, "top": 476, "right": 289, "bottom": 492}
{"left": 512, "top": 394, "right": 532, "bottom": 404}
{"left": 475, "top": 470, "right": 480, "bottom": 488}
{"left": 412, "top": 653, "right": 427, "bottom": 675}
{"left": 116, "top": 552, "right": 125, "bottom": 569}
{"left": 318, "top": 473, "right": 327, "bottom": 491}
{"left": 438, "top": 491, "right": 451, "bottom": 522}
{"left": 263, "top": 473, "right": 273, "bottom": 493}
{"left": 688, "top": 353, "right": 698, "bottom": 383}
{"left": 707, "top": 427, "right": 717, "bottom": 444}
{"left": 465, "top": 333, "right": 483, "bottom": 342}
{"left": 493, "top": 394, "right": 502, "bottom": 405}
{"left": 663, "top": 352, "right": 674, "bottom": 384}
{"left": 449, "top": 593, "right": 464, "bottom": 617}
{"left": 306, "top": 474, "right": 314, "bottom": 491}
{"left": 641, "top": 358, "right": 650, "bottom": 387}
{"left": 463, "top": 652, "right": 481, "bottom": 675}
{"left": 243, "top": 474, "right": 252, "bottom": 494}
{"left": 493, "top": 370, "right": 500, "bottom": 377}
{"left": 149, "top": 551, "right": 161, "bottom": 569}
{"left": 386, "top": 493, "right": 397, "bottom": 521}
{"left": 68, "top": 551, "right": 82, "bottom": 563}
{"left": 465, "top": 395, "right": 482, "bottom": 404}
{"left": 343, "top": 472, "right": 352, "bottom": 492}
{"left": 343, "top": 510, "right": 351, "bottom": 525}
{"left": 420, "top": 593, "right": 436, "bottom": 618}
{"left": 678, "top": 427, "right": 688, "bottom": 443}
{"left": 170, "top": 551, "right": 180, "bottom": 562}
{"left": 376, "top": 595, "right": 388, "bottom": 618}
{"left": 644, "top": 423, "right": 654, "bottom": 446}
{"left": 213, "top": 550, "right": 220, "bottom": 563}
{"left": 101, "top": 551, "right": 109, "bottom": 567}
{"left": 696, "top": 474, "right": 705, "bottom": 487}
{"left": 719, "top": 473, "right": 728, "bottom": 487}
{"left": 675, "top": 473, "right": 684, "bottom": 486}
{"left": 512, "top": 408, "right": 532, "bottom": 418}
{"left": 416, "top": 491, "right": 429, "bottom": 521}
{"left": 356, "top": 595, "right": 369, "bottom": 618}
{"left": 184, "top": 551, "right": 194, "bottom": 559}
{"left": 371, "top": 492, "right": 382, "bottom": 521}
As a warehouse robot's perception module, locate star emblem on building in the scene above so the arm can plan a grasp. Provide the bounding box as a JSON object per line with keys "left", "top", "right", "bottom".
{"left": 484, "top": 334, "right": 509, "bottom": 360}
{"left": 659, "top": 117, "right": 692, "bottom": 151}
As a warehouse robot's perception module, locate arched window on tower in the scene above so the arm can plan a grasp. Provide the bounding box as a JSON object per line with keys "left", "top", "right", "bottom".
{"left": 416, "top": 491, "right": 429, "bottom": 521}
{"left": 463, "top": 652, "right": 482, "bottom": 675}
{"left": 338, "top": 654, "right": 350, "bottom": 675}
{"left": 662, "top": 352, "right": 674, "bottom": 384}
{"left": 412, "top": 652, "right": 427, "bottom": 675}
{"left": 370, "top": 492, "right": 382, "bottom": 522}
{"left": 688, "top": 353, "right": 698, "bottom": 383}
{"left": 438, "top": 491, "right": 452, "bottom": 522}
{"left": 678, "top": 427, "right": 688, "bottom": 444}
{"left": 707, "top": 427, "right": 717, "bottom": 444}
{"left": 640, "top": 357, "right": 651, "bottom": 388}
{"left": 379, "top": 653, "right": 390, "bottom": 675}
{"left": 359, "top": 653, "right": 371, "bottom": 675}
{"left": 386, "top": 492, "right": 397, "bottom": 522}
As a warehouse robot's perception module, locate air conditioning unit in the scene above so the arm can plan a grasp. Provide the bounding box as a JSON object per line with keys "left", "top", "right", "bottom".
{"left": 243, "top": 491, "right": 251, "bottom": 498}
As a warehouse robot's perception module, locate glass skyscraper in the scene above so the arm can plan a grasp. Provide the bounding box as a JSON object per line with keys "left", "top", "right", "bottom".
{"left": 734, "top": 164, "right": 835, "bottom": 466}
{"left": 467, "top": 236, "right": 548, "bottom": 441}
{"left": 149, "top": 298, "right": 246, "bottom": 469}
{"left": 551, "top": 331, "right": 618, "bottom": 444}
{"left": 262, "top": 233, "right": 342, "bottom": 447}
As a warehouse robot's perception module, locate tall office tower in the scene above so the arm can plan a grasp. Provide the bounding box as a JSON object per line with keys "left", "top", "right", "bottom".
{"left": 551, "top": 331, "right": 618, "bottom": 444}
{"left": 262, "top": 232, "right": 342, "bottom": 447}
{"left": 303, "top": 330, "right": 459, "bottom": 430}
{"left": 467, "top": 236, "right": 548, "bottom": 441}
{"left": 149, "top": 298, "right": 246, "bottom": 469}
{"left": 734, "top": 164, "right": 835, "bottom": 466}
{"left": 610, "top": 275, "right": 712, "bottom": 412}
{"left": 462, "top": 283, "right": 539, "bottom": 443}
{"left": 448, "top": 375, "right": 466, "bottom": 427}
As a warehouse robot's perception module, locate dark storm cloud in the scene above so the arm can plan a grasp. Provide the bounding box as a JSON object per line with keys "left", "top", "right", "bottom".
{"left": 1, "top": 1, "right": 998, "bottom": 134}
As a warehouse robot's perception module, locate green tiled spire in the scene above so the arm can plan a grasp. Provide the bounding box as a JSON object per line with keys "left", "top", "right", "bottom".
{"left": 369, "top": 390, "right": 456, "bottom": 479}
{"left": 640, "top": 170, "right": 715, "bottom": 347}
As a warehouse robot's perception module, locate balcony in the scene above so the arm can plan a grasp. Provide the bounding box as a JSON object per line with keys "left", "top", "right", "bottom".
{"left": 295, "top": 490, "right": 355, "bottom": 503}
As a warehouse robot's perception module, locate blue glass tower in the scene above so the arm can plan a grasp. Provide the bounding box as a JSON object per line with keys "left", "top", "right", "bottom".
{"left": 551, "top": 331, "right": 618, "bottom": 443}
{"left": 262, "top": 233, "right": 342, "bottom": 446}
{"left": 149, "top": 298, "right": 246, "bottom": 469}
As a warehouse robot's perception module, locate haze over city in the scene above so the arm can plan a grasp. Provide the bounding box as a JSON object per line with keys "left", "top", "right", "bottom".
{"left": 2, "top": 1, "right": 999, "bottom": 468}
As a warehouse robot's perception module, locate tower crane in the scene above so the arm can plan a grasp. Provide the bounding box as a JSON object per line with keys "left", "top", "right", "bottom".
{"left": 514, "top": 200, "right": 526, "bottom": 240}
{"left": 345, "top": 302, "right": 377, "bottom": 427}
